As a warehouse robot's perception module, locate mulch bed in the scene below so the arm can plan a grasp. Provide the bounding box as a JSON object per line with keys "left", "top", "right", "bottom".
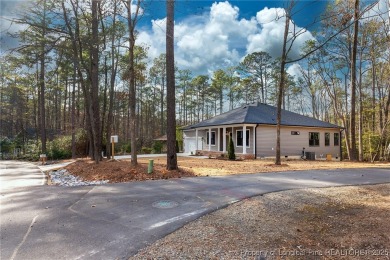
{"left": 65, "top": 158, "right": 196, "bottom": 183}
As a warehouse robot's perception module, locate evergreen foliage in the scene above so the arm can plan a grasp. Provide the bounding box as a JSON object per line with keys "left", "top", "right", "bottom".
{"left": 228, "top": 137, "right": 236, "bottom": 160}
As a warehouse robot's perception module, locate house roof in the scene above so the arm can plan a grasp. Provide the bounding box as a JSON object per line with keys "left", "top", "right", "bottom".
{"left": 154, "top": 134, "right": 167, "bottom": 141}
{"left": 183, "top": 102, "right": 341, "bottom": 130}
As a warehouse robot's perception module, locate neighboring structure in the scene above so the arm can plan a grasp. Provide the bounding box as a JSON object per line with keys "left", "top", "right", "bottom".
{"left": 154, "top": 135, "right": 167, "bottom": 153}
{"left": 183, "top": 102, "right": 342, "bottom": 160}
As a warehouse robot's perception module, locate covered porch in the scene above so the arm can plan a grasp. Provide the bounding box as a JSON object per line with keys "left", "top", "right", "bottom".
{"left": 193, "top": 124, "right": 256, "bottom": 157}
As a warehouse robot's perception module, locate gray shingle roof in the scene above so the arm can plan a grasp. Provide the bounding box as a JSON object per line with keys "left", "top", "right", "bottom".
{"left": 183, "top": 102, "right": 340, "bottom": 130}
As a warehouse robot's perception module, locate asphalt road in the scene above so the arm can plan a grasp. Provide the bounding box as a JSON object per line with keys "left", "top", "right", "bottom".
{"left": 0, "top": 161, "right": 389, "bottom": 260}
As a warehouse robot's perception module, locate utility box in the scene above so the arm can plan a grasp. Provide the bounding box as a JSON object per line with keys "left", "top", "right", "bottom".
{"left": 40, "top": 154, "right": 47, "bottom": 165}
{"left": 326, "top": 154, "right": 332, "bottom": 161}
{"left": 305, "top": 152, "right": 316, "bottom": 160}
{"left": 111, "top": 135, "right": 118, "bottom": 143}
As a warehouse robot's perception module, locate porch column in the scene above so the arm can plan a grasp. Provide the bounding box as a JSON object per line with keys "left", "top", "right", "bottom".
{"left": 208, "top": 128, "right": 211, "bottom": 151}
{"left": 243, "top": 125, "right": 247, "bottom": 154}
{"left": 222, "top": 127, "right": 226, "bottom": 153}
{"left": 217, "top": 128, "right": 220, "bottom": 152}
{"left": 253, "top": 126, "right": 256, "bottom": 158}
{"left": 195, "top": 128, "right": 198, "bottom": 151}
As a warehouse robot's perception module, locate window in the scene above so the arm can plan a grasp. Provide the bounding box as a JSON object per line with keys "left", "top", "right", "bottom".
{"left": 206, "top": 131, "right": 216, "bottom": 145}
{"left": 325, "top": 132, "right": 330, "bottom": 146}
{"left": 334, "top": 133, "right": 340, "bottom": 146}
{"left": 291, "top": 131, "right": 300, "bottom": 135}
{"left": 236, "top": 129, "right": 250, "bottom": 147}
{"left": 309, "top": 132, "right": 320, "bottom": 146}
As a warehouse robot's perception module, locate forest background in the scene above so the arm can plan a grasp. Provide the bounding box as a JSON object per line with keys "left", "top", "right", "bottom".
{"left": 0, "top": 0, "right": 389, "bottom": 164}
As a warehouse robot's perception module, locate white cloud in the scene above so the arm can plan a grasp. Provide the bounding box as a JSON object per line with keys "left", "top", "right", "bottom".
{"left": 247, "top": 7, "right": 314, "bottom": 60}
{"left": 363, "top": 0, "right": 390, "bottom": 24}
{"left": 286, "top": 63, "right": 303, "bottom": 79}
{"left": 137, "top": 1, "right": 258, "bottom": 74}
{"left": 136, "top": 2, "right": 315, "bottom": 74}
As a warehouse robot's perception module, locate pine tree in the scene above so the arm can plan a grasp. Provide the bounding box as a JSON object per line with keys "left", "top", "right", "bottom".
{"left": 228, "top": 137, "right": 236, "bottom": 160}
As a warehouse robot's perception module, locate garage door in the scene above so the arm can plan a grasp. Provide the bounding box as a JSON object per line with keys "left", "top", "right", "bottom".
{"left": 184, "top": 137, "right": 202, "bottom": 154}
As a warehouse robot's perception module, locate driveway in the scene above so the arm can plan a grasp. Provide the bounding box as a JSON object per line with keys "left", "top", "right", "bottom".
{"left": 0, "top": 161, "right": 389, "bottom": 260}
{"left": 0, "top": 161, "right": 46, "bottom": 192}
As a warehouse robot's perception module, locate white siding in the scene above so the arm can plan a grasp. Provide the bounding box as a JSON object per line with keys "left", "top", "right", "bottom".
{"left": 256, "top": 125, "right": 341, "bottom": 159}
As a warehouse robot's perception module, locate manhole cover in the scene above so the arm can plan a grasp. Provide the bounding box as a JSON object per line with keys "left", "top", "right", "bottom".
{"left": 152, "top": 200, "right": 179, "bottom": 209}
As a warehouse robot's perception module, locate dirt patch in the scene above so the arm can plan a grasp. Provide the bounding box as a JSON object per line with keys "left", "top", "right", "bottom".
{"left": 134, "top": 184, "right": 390, "bottom": 259}
{"left": 64, "top": 158, "right": 195, "bottom": 183}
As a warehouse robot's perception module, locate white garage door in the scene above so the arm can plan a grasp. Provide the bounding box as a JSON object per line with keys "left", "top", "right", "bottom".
{"left": 184, "top": 137, "right": 202, "bottom": 154}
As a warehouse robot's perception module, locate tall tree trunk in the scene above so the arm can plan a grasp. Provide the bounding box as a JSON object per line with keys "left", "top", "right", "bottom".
{"left": 371, "top": 59, "right": 376, "bottom": 132}
{"left": 275, "top": 10, "right": 290, "bottom": 165}
{"left": 160, "top": 77, "right": 165, "bottom": 135}
{"left": 62, "top": 77, "right": 67, "bottom": 132}
{"left": 90, "top": 0, "right": 101, "bottom": 163}
{"left": 166, "top": 0, "right": 177, "bottom": 170}
{"left": 39, "top": 48, "right": 46, "bottom": 154}
{"left": 106, "top": 2, "right": 118, "bottom": 159}
{"left": 72, "top": 59, "right": 76, "bottom": 159}
{"left": 350, "top": 0, "right": 359, "bottom": 161}
{"left": 101, "top": 56, "right": 108, "bottom": 152}
{"left": 219, "top": 88, "right": 223, "bottom": 114}
{"left": 126, "top": 0, "right": 141, "bottom": 166}
{"left": 39, "top": 0, "right": 47, "bottom": 154}
{"left": 358, "top": 39, "right": 364, "bottom": 161}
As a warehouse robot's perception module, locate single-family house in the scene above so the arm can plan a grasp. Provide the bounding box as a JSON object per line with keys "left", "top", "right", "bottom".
{"left": 183, "top": 102, "right": 343, "bottom": 160}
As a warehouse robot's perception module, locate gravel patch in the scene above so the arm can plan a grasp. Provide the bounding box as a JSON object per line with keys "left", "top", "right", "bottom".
{"left": 49, "top": 169, "right": 109, "bottom": 187}
{"left": 133, "top": 184, "right": 390, "bottom": 260}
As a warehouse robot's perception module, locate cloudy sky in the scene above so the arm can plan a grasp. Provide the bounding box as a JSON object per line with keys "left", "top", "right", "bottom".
{"left": 1, "top": 0, "right": 388, "bottom": 75}
{"left": 137, "top": 0, "right": 325, "bottom": 74}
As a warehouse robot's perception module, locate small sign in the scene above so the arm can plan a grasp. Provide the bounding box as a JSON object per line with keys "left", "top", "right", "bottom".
{"left": 40, "top": 154, "right": 47, "bottom": 158}
{"left": 111, "top": 135, "right": 118, "bottom": 143}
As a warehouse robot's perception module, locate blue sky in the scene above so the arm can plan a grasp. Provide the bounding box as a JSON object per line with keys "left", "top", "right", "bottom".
{"left": 1, "top": 0, "right": 388, "bottom": 75}
{"left": 141, "top": 0, "right": 328, "bottom": 28}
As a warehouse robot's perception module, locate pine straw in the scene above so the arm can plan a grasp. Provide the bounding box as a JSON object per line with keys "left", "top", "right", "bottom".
{"left": 65, "top": 158, "right": 195, "bottom": 183}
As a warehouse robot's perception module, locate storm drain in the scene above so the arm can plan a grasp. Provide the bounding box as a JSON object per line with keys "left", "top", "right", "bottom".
{"left": 152, "top": 200, "right": 179, "bottom": 209}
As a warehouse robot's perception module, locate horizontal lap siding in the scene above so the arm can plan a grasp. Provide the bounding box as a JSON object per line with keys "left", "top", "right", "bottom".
{"left": 256, "top": 125, "right": 341, "bottom": 158}
{"left": 256, "top": 126, "right": 277, "bottom": 157}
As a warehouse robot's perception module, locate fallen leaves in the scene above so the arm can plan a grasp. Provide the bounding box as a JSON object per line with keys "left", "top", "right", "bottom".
{"left": 64, "top": 158, "right": 195, "bottom": 183}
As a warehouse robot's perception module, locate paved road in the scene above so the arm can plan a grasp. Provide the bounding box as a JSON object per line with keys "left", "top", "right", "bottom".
{"left": 0, "top": 161, "right": 389, "bottom": 260}
{"left": 0, "top": 161, "right": 45, "bottom": 192}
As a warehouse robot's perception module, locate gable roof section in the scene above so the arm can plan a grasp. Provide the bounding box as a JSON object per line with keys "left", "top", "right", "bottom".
{"left": 183, "top": 103, "right": 340, "bottom": 130}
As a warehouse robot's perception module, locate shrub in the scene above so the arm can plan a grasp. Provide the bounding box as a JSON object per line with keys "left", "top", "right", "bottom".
{"left": 48, "top": 135, "right": 72, "bottom": 160}
{"left": 141, "top": 147, "right": 153, "bottom": 154}
{"left": 228, "top": 138, "right": 236, "bottom": 160}
{"left": 73, "top": 129, "right": 89, "bottom": 156}
{"left": 176, "top": 140, "right": 180, "bottom": 153}
{"left": 121, "top": 142, "right": 131, "bottom": 154}
{"left": 152, "top": 141, "right": 163, "bottom": 154}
